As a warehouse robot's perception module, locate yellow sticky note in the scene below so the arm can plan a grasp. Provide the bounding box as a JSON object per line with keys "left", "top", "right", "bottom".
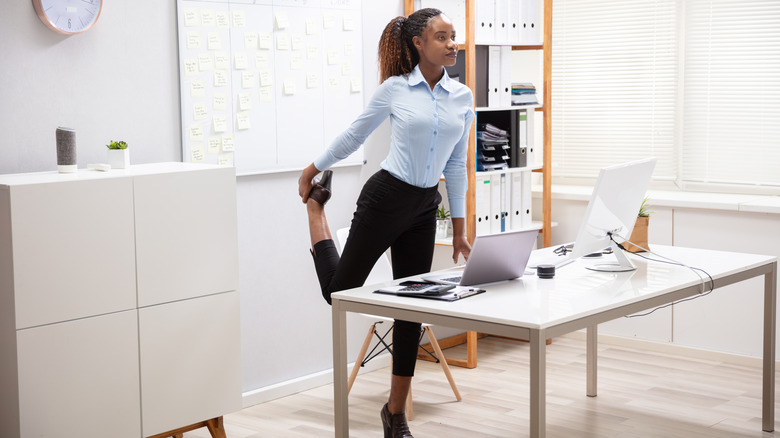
{"left": 259, "top": 86, "right": 273, "bottom": 102}
{"left": 216, "top": 11, "right": 229, "bottom": 29}
{"left": 232, "top": 10, "right": 246, "bottom": 28}
{"left": 306, "top": 17, "right": 319, "bottom": 35}
{"left": 214, "top": 52, "right": 230, "bottom": 70}
{"left": 344, "top": 41, "right": 354, "bottom": 57}
{"left": 213, "top": 71, "right": 228, "bottom": 87}
{"left": 258, "top": 70, "right": 273, "bottom": 87}
{"left": 290, "top": 53, "right": 302, "bottom": 70}
{"left": 306, "top": 72, "right": 319, "bottom": 89}
{"left": 306, "top": 44, "right": 319, "bottom": 60}
{"left": 201, "top": 9, "right": 215, "bottom": 27}
{"left": 343, "top": 15, "right": 355, "bottom": 31}
{"left": 221, "top": 134, "right": 235, "bottom": 152}
{"left": 244, "top": 32, "right": 258, "bottom": 49}
{"left": 213, "top": 115, "right": 228, "bottom": 133}
{"left": 327, "top": 50, "right": 339, "bottom": 65}
{"left": 208, "top": 136, "right": 222, "bottom": 154}
{"left": 193, "top": 102, "right": 208, "bottom": 120}
{"left": 341, "top": 61, "right": 353, "bottom": 76}
{"left": 207, "top": 32, "right": 221, "bottom": 50}
{"left": 350, "top": 78, "right": 362, "bottom": 93}
{"left": 328, "top": 76, "right": 339, "bottom": 91}
{"left": 283, "top": 79, "right": 296, "bottom": 96}
{"left": 213, "top": 93, "right": 227, "bottom": 111}
{"left": 255, "top": 52, "right": 269, "bottom": 68}
{"left": 323, "top": 14, "right": 335, "bottom": 30}
{"left": 190, "top": 80, "right": 205, "bottom": 98}
{"left": 241, "top": 71, "right": 255, "bottom": 89}
{"left": 291, "top": 34, "right": 304, "bottom": 51}
{"left": 183, "top": 59, "right": 198, "bottom": 77}
{"left": 236, "top": 112, "right": 251, "bottom": 130}
{"left": 275, "top": 13, "right": 289, "bottom": 30}
{"left": 276, "top": 33, "right": 291, "bottom": 51}
{"left": 186, "top": 31, "right": 201, "bottom": 50}
{"left": 234, "top": 52, "right": 248, "bottom": 70}
{"left": 218, "top": 154, "right": 233, "bottom": 166}
{"left": 189, "top": 124, "right": 204, "bottom": 141}
{"left": 258, "top": 32, "right": 272, "bottom": 50}
{"left": 191, "top": 144, "right": 205, "bottom": 162}
{"left": 183, "top": 8, "right": 198, "bottom": 27}
{"left": 198, "top": 53, "right": 213, "bottom": 71}
{"left": 238, "top": 92, "right": 252, "bottom": 111}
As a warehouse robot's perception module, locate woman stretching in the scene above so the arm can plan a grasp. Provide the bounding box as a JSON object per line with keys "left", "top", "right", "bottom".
{"left": 298, "top": 8, "right": 474, "bottom": 438}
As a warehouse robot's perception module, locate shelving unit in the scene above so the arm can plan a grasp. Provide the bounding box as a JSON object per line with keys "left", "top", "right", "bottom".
{"left": 407, "top": 0, "right": 552, "bottom": 368}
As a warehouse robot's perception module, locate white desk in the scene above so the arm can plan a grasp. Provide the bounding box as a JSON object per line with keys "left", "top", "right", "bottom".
{"left": 330, "top": 245, "right": 777, "bottom": 437}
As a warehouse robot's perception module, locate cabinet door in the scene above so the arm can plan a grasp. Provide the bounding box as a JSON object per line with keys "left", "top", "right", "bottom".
{"left": 133, "top": 167, "right": 238, "bottom": 307}
{"left": 17, "top": 310, "right": 141, "bottom": 438}
{"left": 10, "top": 178, "right": 137, "bottom": 329}
{"left": 139, "top": 291, "right": 241, "bottom": 436}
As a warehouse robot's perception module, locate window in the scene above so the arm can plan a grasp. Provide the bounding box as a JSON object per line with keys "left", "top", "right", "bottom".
{"left": 552, "top": 0, "right": 780, "bottom": 193}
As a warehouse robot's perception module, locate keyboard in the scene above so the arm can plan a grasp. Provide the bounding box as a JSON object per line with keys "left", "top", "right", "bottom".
{"left": 528, "top": 246, "right": 576, "bottom": 269}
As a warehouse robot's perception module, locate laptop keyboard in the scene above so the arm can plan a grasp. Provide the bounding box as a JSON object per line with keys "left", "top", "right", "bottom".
{"left": 438, "top": 276, "right": 462, "bottom": 283}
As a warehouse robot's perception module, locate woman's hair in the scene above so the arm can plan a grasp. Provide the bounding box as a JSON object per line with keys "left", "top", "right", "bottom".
{"left": 378, "top": 8, "right": 443, "bottom": 82}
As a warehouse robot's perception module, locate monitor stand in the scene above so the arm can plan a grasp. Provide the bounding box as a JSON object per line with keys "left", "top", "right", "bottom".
{"left": 586, "top": 240, "right": 637, "bottom": 272}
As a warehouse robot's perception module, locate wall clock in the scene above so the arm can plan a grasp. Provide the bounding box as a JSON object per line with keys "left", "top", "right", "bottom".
{"left": 32, "top": 0, "right": 103, "bottom": 35}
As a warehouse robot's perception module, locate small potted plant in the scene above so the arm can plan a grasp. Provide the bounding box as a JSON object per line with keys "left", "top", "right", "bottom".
{"left": 624, "top": 196, "right": 652, "bottom": 253}
{"left": 436, "top": 206, "right": 451, "bottom": 239}
{"left": 106, "top": 140, "right": 129, "bottom": 169}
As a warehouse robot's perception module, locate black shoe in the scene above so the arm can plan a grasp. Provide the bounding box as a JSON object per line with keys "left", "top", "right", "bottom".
{"left": 308, "top": 170, "right": 333, "bottom": 205}
{"left": 381, "top": 403, "right": 413, "bottom": 438}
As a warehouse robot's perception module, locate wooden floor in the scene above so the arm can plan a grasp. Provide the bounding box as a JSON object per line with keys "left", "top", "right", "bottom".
{"left": 184, "top": 334, "right": 777, "bottom": 437}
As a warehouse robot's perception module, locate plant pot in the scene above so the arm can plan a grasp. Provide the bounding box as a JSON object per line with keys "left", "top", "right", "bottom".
{"left": 107, "top": 149, "right": 130, "bottom": 169}
{"left": 623, "top": 216, "right": 649, "bottom": 253}
{"left": 436, "top": 219, "right": 450, "bottom": 239}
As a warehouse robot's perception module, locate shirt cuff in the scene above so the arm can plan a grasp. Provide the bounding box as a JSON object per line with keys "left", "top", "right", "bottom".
{"left": 449, "top": 198, "right": 466, "bottom": 219}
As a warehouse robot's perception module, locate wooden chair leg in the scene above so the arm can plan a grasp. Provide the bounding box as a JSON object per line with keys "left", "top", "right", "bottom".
{"left": 425, "top": 326, "right": 462, "bottom": 401}
{"left": 348, "top": 324, "right": 377, "bottom": 394}
{"left": 205, "top": 417, "right": 226, "bottom": 438}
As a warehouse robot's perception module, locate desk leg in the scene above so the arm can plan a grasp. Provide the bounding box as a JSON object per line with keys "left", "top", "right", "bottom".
{"left": 332, "top": 302, "right": 349, "bottom": 438}
{"left": 586, "top": 325, "right": 597, "bottom": 397}
{"left": 530, "top": 329, "right": 546, "bottom": 438}
{"left": 763, "top": 262, "right": 776, "bottom": 432}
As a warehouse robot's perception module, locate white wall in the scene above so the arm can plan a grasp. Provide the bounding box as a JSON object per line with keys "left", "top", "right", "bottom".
{"left": 0, "top": 0, "right": 405, "bottom": 404}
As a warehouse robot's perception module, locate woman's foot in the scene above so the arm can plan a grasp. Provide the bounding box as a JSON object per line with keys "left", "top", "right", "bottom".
{"left": 308, "top": 170, "right": 333, "bottom": 205}
{"left": 381, "top": 403, "right": 413, "bottom": 438}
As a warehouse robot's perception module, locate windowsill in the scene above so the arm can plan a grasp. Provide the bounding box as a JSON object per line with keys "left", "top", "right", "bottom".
{"left": 533, "top": 185, "right": 780, "bottom": 215}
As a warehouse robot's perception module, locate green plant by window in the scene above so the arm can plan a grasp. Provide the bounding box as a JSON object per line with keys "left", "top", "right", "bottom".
{"left": 637, "top": 196, "right": 653, "bottom": 217}
{"left": 436, "top": 206, "right": 451, "bottom": 220}
{"left": 106, "top": 140, "right": 128, "bottom": 150}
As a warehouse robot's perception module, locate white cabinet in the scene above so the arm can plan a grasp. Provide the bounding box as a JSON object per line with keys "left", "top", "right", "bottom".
{"left": 0, "top": 163, "right": 240, "bottom": 437}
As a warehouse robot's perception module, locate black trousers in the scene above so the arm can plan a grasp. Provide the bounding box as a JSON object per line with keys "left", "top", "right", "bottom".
{"left": 312, "top": 169, "right": 441, "bottom": 377}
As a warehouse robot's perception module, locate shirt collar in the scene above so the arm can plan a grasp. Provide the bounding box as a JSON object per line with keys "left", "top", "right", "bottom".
{"left": 408, "top": 65, "right": 454, "bottom": 93}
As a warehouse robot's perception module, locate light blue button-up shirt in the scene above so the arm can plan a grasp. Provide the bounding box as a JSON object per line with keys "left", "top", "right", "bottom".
{"left": 313, "top": 65, "right": 475, "bottom": 218}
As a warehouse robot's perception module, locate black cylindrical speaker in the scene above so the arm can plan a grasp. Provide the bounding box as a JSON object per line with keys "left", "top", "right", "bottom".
{"left": 56, "top": 127, "right": 77, "bottom": 173}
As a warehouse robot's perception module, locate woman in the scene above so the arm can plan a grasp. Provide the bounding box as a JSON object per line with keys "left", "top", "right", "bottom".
{"left": 298, "top": 8, "right": 474, "bottom": 437}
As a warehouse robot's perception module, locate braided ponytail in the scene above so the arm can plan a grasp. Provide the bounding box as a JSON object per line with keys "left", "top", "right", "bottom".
{"left": 378, "top": 8, "right": 443, "bottom": 82}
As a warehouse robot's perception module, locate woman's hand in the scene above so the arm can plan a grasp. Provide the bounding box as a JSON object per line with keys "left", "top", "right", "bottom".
{"left": 298, "top": 163, "right": 320, "bottom": 203}
{"left": 450, "top": 218, "right": 471, "bottom": 263}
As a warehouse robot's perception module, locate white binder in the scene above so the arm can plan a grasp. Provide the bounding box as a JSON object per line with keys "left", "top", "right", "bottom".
{"left": 499, "top": 46, "right": 513, "bottom": 108}
{"left": 476, "top": 174, "right": 491, "bottom": 236}
{"left": 488, "top": 45, "right": 501, "bottom": 107}
{"left": 509, "top": 0, "right": 523, "bottom": 44}
{"left": 522, "top": 0, "right": 539, "bottom": 45}
{"left": 475, "top": 0, "right": 496, "bottom": 44}
{"left": 494, "top": 0, "right": 510, "bottom": 44}
{"left": 510, "top": 171, "right": 533, "bottom": 229}
{"left": 500, "top": 173, "right": 510, "bottom": 232}
{"left": 490, "top": 174, "right": 502, "bottom": 234}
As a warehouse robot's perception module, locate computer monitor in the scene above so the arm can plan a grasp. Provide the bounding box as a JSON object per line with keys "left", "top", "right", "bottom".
{"left": 570, "top": 158, "right": 657, "bottom": 272}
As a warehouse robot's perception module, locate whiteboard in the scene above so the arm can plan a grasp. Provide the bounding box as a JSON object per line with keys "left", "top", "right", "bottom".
{"left": 176, "top": 0, "right": 364, "bottom": 175}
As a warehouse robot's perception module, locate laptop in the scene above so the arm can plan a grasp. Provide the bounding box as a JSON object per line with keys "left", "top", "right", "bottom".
{"left": 422, "top": 229, "right": 538, "bottom": 286}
